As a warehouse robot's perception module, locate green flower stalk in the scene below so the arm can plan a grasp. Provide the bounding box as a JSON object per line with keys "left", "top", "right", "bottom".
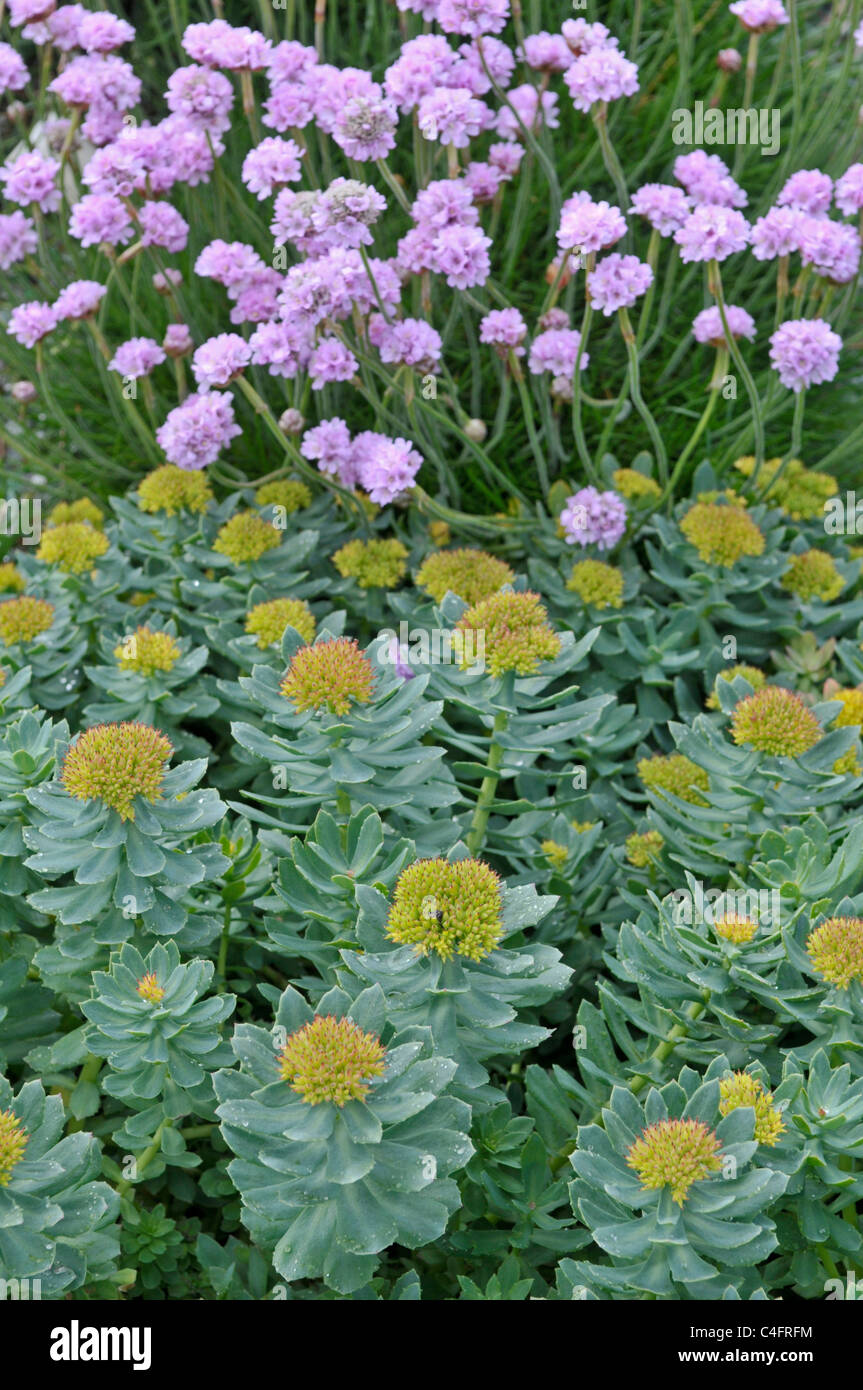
{"left": 781, "top": 549, "right": 844, "bottom": 604}
{"left": 730, "top": 686, "right": 822, "bottom": 757}
{"left": 331, "top": 537, "right": 408, "bottom": 589}
{"left": 679, "top": 500, "right": 766, "bottom": 566}
{"left": 214, "top": 983, "right": 473, "bottom": 1294}
{"left": 0, "top": 1075, "right": 120, "bottom": 1298}
{"left": 416, "top": 548, "right": 514, "bottom": 605}
{"left": 245, "top": 597, "right": 316, "bottom": 649}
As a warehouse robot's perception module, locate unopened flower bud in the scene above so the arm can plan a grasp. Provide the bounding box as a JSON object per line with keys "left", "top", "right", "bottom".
{"left": 11, "top": 381, "right": 37, "bottom": 404}
{"left": 538, "top": 308, "right": 570, "bottom": 332}
{"left": 717, "top": 48, "right": 742, "bottom": 72}
{"left": 153, "top": 268, "right": 183, "bottom": 294}
{"left": 162, "top": 323, "right": 193, "bottom": 357}
{"left": 464, "top": 417, "right": 487, "bottom": 444}
{"left": 278, "top": 408, "right": 305, "bottom": 434}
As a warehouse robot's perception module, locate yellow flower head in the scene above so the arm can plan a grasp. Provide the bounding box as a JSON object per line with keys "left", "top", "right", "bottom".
{"left": 0, "top": 563, "right": 25, "bottom": 594}
{"left": 0, "top": 1109, "right": 27, "bottom": 1187}
{"left": 730, "top": 686, "right": 822, "bottom": 757}
{"left": 416, "top": 548, "right": 515, "bottom": 605}
{"left": 719, "top": 1071, "right": 785, "bottom": 1146}
{"left": 612, "top": 468, "right": 661, "bottom": 504}
{"left": 567, "top": 558, "right": 624, "bottom": 609}
{"left": 733, "top": 456, "right": 837, "bottom": 520}
{"left": 806, "top": 916, "right": 863, "bottom": 989}
{"left": 713, "top": 912, "right": 758, "bottom": 945}
{"left": 137, "top": 973, "right": 166, "bottom": 1004}
{"left": 625, "top": 829, "right": 664, "bottom": 867}
{"left": 62, "top": 721, "right": 173, "bottom": 822}
{"left": 213, "top": 511, "right": 281, "bottom": 564}
{"left": 637, "top": 753, "right": 709, "bottom": 806}
{"left": 47, "top": 498, "right": 104, "bottom": 529}
{"left": 831, "top": 688, "right": 863, "bottom": 728}
{"left": 386, "top": 857, "right": 503, "bottom": 962}
{"left": 428, "top": 521, "right": 451, "bottom": 547}
{"left": 254, "top": 479, "right": 312, "bottom": 513}
{"left": 679, "top": 501, "right": 765, "bottom": 566}
{"left": 541, "top": 839, "right": 568, "bottom": 869}
{"left": 706, "top": 664, "right": 766, "bottom": 709}
{"left": 113, "top": 626, "right": 181, "bottom": 676}
{"left": 332, "top": 537, "right": 409, "bottom": 589}
{"left": 280, "top": 637, "right": 375, "bottom": 716}
{"left": 245, "top": 598, "right": 315, "bottom": 650}
{"left": 36, "top": 522, "right": 109, "bottom": 574}
{"left": 137, "top": 465, "right": 213, "bottom": 516}
{"left": 781, "top": 549, "right": 843, "bottom": 603}
{"left": 626, "top": 1118, "right": 722, "bottom": 1206}
{"left": 0, "top": 595, "right": 54, "bottom": 646}
{"left": 277, "top": 1014, "right": 386, "bottom": 1106}
{"left": 456, "top": 590, "right": 561, "bottom": 677}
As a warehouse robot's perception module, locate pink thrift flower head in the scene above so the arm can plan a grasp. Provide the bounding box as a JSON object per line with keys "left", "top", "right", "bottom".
{"left": 729, "top": 0, "right": 789, "bottom": 34}
{"left": 241, "top": 137, "right": 303, "bottom": 200}
{"left": 154, "top": 114, "right": 222, "bottom": 188}
{"left": 156, "top": 391, "right": 241, "bottom": 469}
{"left": 496, "top": 84, "right": 558, "bottom": 140}
{"left": 8, "top": 0, "right": 55, "bottom": 25}
{"left": 312, "top": 178, "right": 387, "bottom": 249}
{"left": 565, "top": 47, "right": 639, "bottom": 112}
{"left": 0, "top": 211, "right": 38, "bottom": 269}
{"left": 309, "top": 337, "right": 358, "bottom": 390}
{"left": 376, "top": 317, "right": 442, "bottom": 372}
{"left": 8, "top": 301, "right": 57, "bottom": 349}
{"left": 77, "top": 11, "right": 134, "bottom": 52}
{"left": 384, "top": 35, "right": 456, "bottom": 111}
{"left": 0, "top": 43, "right": 28, "bottom": 94}
{"left": 673, "top": 151, "right": 747, "bottom": 209}
{"left": 229, "top": 268, "right": 283, "bottom": 326}
{"left": 432, "top": 223, "right": 492, "bottom": 288}
{"left": 195, "top": 240, "right": 263, "bottom": 290}
{"left": 558, "top": 195, "right": 627, "bottom": 255}
{"left": 355, "top": 434, "right": 423, "bottom": 504}
{"left": 750, "top": 205, "right": 806, "bottom": 260}
{"left": 263, "top": 77, "right": 317, "bottom": 133}
{"left": 47, "top": 6, "right": 86, "bottom": 52}
{"left": 588, "top": 254, "right": 654, "bottom": 315}
{"left": 798, "top": 217, "right": 861, "bottom": 285}
{"left": 192, "top": 334, "right": 252, "bottom": 390}
{"left": 561, "top": 487, "right": 627, "bottom": 550}
{"left": 855, "top": 19, "right": 863, "bottom": 50}
{"left": 836, "top": 164, "right": 863, "bottom": 217}
{"left": 68, "top": 193, "right": 133, "bottom": 248}
{"left": 137, "top": 202, "right": 190, "bottom": 254}
{"left": 412, "top": 178, "right": 478, "bottom": 229}
{"left": 464, "top": 161, "right": 503, "bottom": 203}
{"left": 479, "top": 307, "right": 527, "bottom": 357}
{"left": 451, "top": 36, "right": 515, "bottom": 94}
{"left": 165, "top": 64, "right": 233, "bottom": 135}
{"left": 717, "top": 48, "right": 742, "bottom": 71}
{"left": 418, "top": 86, "right": 491, "bottom": 148}
{"left": 54, "top": 279, "right": 106, "bottom": 321}
{"left": 630, "top": 183, "right": 692, "bottom": 235}
{"left": 769, "top": 318, "right": 842, "bottom": 392}
{"left": 488, "top": 141, "right": 524, "bottom": 178}
{"left": 537, "top": 307, "right": 570, "bottom": 332}
{"left": 248, "top": 320, "right": 312, "bottom": 378}
{"left": 50, "top": 55, "right": 140, "bottom": 111}
{"left": 268, "top": 39, "right": 317, "bottom": 84}
{"left": 185, "top": 21, "right": 271, "bottom": 72}
{"left": 1, "top": 151, "right": 61, "bottom": 213}
{"left": 528, "top": 328, "right": 588, "bottom": 377}
{"left": 270, "top": 189, "right": 323, "bottom": 253}
{"left": 777, "top": 170, "right": 833, "bottom": 215}
{"left": 397, "top": 0, "right": 441, "bottom": 17}
{"left": 163, "top": 324, "right": 193, "bottom": 358}
{"left": 154, "top": 268, "right": 183, "bottom": 295}
{"left": 333, "top": 95, "right": 398, "bottom": 162}
{"left": 521, "top": 32, "right": 573, "bottom": 72}
{"left": 675, "top": 205, "right": 750, "bottom": 262}
{"left": 561, "top": 19, "right": 618, "bottom": 56}
{"left": 300, "top": 417, "right": 356, "bottom": 487}
{"left": 109, "top": 338, "right": 166, "bottom": 379}
{"left": 693, "top": 304, "right": 756, "bottom": 346}
{"left": 437, "top": 0, "right": 509, "bottom": 36}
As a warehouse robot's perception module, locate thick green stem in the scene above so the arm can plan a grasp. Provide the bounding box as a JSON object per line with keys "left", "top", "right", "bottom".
{"left": 117, "top": 1119, "right": 171, "bottom": 1197}
{"left": 465, "top": 712, "right": 508, "bottom": 856}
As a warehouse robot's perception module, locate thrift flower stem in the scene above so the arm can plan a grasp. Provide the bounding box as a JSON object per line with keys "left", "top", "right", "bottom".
{"left": 657, "top": 352, "right": 726, "bottom": 512}
{"left": 592, "top": 102, "right": 630, "bottom": 241}
{"left": 618, "top": 307, "right": 668, "bottom": 485}
{"left": 510, "top": 354, "right": 550, "bottom": 496}
{"left": 375, "top": 158, "right": 411, "bottom": 214}
{"left": 708, "top": 259, "right": 765, "bottom": 487}
{"left": 466, "top": 712, "right": 508, "bottom": 857}
{"left": 751, "top": 388, "right": 805, "bottom": 504}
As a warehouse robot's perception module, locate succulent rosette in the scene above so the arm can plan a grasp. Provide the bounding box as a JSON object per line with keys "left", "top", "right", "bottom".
{"left": 214, "top": 983, "right": 473, "bottom": 1294}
